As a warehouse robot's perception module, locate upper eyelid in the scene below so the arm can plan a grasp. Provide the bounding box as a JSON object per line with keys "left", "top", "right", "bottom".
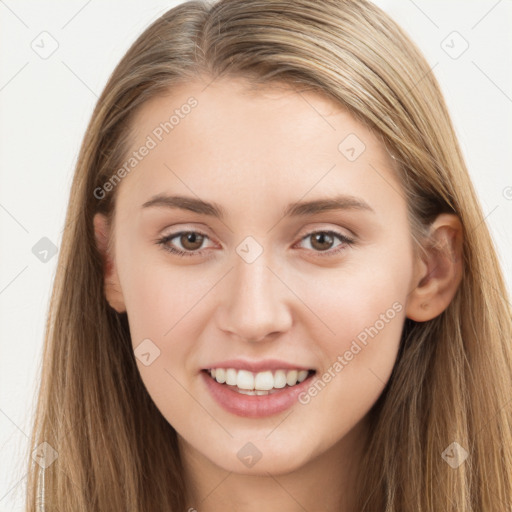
{"left": 160, "top": 222, "right": 355, "bottom": 239}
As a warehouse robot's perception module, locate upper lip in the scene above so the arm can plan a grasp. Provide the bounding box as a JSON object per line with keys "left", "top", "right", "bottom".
{"left": 202, "top": 358, "right": 315, "bottom": 373}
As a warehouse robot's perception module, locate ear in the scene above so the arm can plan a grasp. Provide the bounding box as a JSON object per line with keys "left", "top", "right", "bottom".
{"left": 93, "top": 213, "right": 126, "bottom": 313}
{"left": 406, "top": 213, "right": 463, "bottom": 322}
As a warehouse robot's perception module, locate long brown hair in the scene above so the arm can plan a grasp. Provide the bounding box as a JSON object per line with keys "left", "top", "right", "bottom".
{"left": 25, "top": 0, "right": 512, "bottom": 510}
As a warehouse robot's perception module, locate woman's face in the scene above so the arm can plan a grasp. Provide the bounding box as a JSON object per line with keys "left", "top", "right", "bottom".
{"left": 95, "top": 76, "right": 420, "bottom": 475}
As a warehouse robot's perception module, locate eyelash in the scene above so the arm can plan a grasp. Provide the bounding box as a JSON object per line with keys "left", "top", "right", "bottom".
{"left": 155, "top": 229, "right": 355, "bottom": 259}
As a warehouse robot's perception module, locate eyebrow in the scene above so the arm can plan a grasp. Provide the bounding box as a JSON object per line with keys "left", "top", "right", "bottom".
{"left": 141, "top": 193, "right": 375, "bottom": 220}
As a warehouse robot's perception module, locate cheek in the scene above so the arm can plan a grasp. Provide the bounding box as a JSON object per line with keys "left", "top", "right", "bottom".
{"left": 118, "top": 239, "right": 197, "bottom": 337}
{"left": 296, "top": 254, "right": 408, "bottom": 350}
{"left": 120, "top": 261, "right": 202, "bottom": 426}
{"left": 292, "top": 254, "right": 409, "bottom": 418}
{"left": 115, "top": 242, "right": 202, "bottom": 388}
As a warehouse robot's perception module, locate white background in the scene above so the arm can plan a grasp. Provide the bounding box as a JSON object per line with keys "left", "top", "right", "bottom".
{"left": 1, "top": 1, "right": 511, "bottom": 509}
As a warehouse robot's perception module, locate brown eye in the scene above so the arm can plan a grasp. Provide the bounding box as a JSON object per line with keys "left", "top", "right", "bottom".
{"left": 296, "top": 230, "right": 355, "bottom": 257}
{"left": 157, "top": 230, "right": 213, "bottom": 257}
{"left": 179, "top": 232, "right": 205, "bottom": 251}
{"left": 310, "top": 232, "right": 335, "bottom": 251}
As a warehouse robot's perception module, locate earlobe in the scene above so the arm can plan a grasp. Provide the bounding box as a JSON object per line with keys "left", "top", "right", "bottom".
{"left": 93, "top": 213, "right": 127, "bottom": 313}
{"left": 406, "top": 213, "right": 463, "bottom": 322}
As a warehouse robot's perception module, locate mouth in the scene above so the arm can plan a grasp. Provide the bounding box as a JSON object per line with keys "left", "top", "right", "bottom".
{"left": 199, "top": 358, "right": 319, "bottom": 417}
{"left": 201, "top": 367, "right": 317, "bottom": 396}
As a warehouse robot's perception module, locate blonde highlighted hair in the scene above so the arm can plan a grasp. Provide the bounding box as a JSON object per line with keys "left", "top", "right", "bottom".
{"left": 25, "top": 0, "right": 512, "bottom": 510}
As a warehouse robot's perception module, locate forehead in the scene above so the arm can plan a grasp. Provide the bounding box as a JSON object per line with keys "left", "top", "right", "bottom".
{"left": 127, "top": 75, "right": 389, "bottom": 161}
{"left": 114, "top": 76, "right": 403, "bottom": 221}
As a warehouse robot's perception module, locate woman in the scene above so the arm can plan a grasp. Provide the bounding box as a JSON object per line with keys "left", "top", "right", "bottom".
{"left": 26, "top": 0, "right": 512, "bottom": 510}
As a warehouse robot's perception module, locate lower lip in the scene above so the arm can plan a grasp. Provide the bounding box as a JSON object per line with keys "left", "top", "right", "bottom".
{"left": 200, "top": 370, "right": 315, "bottom": 418}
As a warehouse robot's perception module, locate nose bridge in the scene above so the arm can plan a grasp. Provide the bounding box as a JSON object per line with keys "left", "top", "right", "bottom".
{"left": 219, "top": 242, "right": 292, "bottom": 341}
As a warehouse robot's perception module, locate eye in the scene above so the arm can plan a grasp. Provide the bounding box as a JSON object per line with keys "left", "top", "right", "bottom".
{"left": 155, "top": 228, "right": 355, "bottom": 258}
{"left": 156, "top": 230, "right": 214, "bottom": 258}
{"left": 295, "top": 230, "right": 355, "bottom": 257}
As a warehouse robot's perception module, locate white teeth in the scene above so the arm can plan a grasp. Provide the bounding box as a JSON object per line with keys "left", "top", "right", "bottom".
{"left": 286, "top": 370, "right": 298, "bottom": 386}
{"left": 273, "top": 370, "right": 287, "bottom": 388}
{"left": 209, "top": 367, "right": 312, "bottom": 390}
{"left": 237, "top": 369, "right": 255, "bottom": 390}
{"left": 215, "top": 368, "right": 226, "bottom": 384}
{"left": 254, "top": 370, "right": 274, "bottom": 390}
{"left": 237, "top": 389, "right": 271, "bottom": 396}
{"left": 225, "top": 368, "right": 237, "bottom": 386}
{"left": 297, "top": 370, "right": 309, "bottom": 383}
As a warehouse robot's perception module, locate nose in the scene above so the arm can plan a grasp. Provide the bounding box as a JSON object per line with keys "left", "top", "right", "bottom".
{"left": 216, "top": 252, "right": 293, "bottom": 343}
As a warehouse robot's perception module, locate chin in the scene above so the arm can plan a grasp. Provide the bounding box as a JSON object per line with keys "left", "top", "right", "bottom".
{"left": 203, "top": 437, "right": 315, "bottom": 476}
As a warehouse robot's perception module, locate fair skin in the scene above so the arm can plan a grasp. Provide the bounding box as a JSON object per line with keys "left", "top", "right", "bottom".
{"left": 94, "top": 76, "right": 462, "bottom": 511}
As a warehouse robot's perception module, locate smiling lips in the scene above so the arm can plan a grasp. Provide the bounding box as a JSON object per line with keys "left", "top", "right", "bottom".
{"left": 200, "top": 358, "right": 317, "bottom": 416}
{"left": 201, "top": 368, "right": 316, "bottom": 417}
{"left": 206, "top": 367, "right": 311, "bottom": 394}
